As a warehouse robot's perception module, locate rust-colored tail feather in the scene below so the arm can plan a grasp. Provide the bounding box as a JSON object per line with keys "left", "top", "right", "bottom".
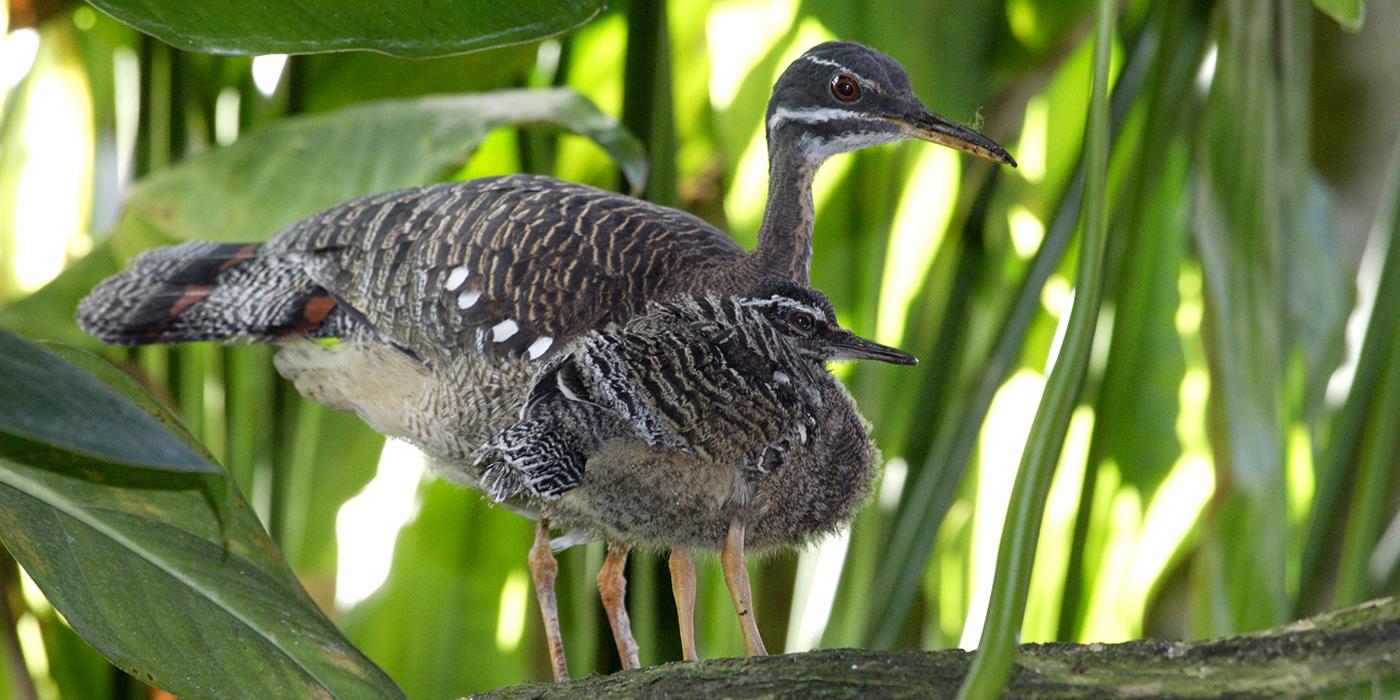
{"left": 77, "top": 241, "right": 344, "bottom": 344}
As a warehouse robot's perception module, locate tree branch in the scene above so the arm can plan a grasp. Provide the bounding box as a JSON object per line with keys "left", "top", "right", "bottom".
{"left": 473, "top": 598, "right": 1400, "bottom": 698}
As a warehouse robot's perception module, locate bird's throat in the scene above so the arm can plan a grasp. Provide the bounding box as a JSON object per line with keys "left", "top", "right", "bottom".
{"left": 748, "top": 145, "right": 820, "bottom": 284}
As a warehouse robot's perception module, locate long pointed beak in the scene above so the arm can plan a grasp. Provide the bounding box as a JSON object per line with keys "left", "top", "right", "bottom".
{"left": 885, "top": 109, "right": 1017, "bottom": 167}
{"left": 828, "top": 331, "right": 918, "bottom": 366}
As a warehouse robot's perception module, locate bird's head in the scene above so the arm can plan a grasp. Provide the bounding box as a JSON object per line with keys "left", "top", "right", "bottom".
{"left": 765, "top": 41, "right": 1016, "bottom": 168}
{"left": 741, "top": 278, "right": 917, "bottom": 366}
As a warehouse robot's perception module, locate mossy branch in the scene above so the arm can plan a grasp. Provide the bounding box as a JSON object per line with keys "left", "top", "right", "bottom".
{"left": 474, "top": 598, "right": 1400, "bottom": 698}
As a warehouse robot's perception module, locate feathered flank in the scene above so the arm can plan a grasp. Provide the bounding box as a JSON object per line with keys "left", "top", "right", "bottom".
{"left": 476, "top": 279, "right": 912, "bottom": 551}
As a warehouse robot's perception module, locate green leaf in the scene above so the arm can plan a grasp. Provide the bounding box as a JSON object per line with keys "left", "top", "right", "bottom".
{"left": 82, "top": 0, "right": 603, "bottom": 57}
{"left": 0, "top": 332, "right": 404, "bottom": 699}
{"left": 0, "top": 329, "right": 212, "bottom": 473}
{"left": 1313, "top": 0, "right": 1365, "bottom": 31}
{"left": 113, "top": 89, "right": 647, "bottom": 253}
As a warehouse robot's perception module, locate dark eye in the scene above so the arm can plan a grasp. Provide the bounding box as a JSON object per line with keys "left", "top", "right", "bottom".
{"left": 830, "top": 74, "right": 861, "bottom": 102}
{"left": 788, "top": 311, "right": 815, "bottom": 331}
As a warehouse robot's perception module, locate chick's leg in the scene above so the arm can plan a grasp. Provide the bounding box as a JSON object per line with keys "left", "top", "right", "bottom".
{"left": 597, "top": 544, "right": 640, "bottom": 669}
{"left": 528, "top": 519, "right": 569, "bottom": 681}
{"left": 721, "top": 519, "right": 767, "bottom": 656}
{"left": 668, "top": 548, "right": 699, "bottom": 661}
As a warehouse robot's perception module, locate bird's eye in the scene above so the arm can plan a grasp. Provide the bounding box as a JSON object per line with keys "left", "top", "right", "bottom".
{"left": 788, "top": 311, "right": 815, "bottom": 331}
{"left": 830, "top": 75, "right": 861, "bottom": 102}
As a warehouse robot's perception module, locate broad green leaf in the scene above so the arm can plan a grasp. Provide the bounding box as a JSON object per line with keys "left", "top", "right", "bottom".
{"left": 0, "top": 453, "right": 403, "bottom": 700}
{"left": 0, "top": 329, "right": 212, "bottom": 473}
{"left": 0, "top": 333, "right": 404, "bottom": 699}
{"left": 83, "top": 0, "right": 603, "bottom": 57}
{"left": 1313, "top": 0, "right": 1365, "bottom": 31}
{"left": 113, "top": 89, "right": 647, "bottom": 254}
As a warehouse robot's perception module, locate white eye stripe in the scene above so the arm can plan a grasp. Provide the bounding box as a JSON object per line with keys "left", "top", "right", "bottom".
{"left": 803, "top": 55, "right": 847, "bottom": 70}
{"left": 801, "top": 55, "right": 874, "bottom": 85}
{"left": 767, "top": 106, "right": 857, "bottom": 133}
{"left": 739, "top": 296, "right": 827, "bottom": 323}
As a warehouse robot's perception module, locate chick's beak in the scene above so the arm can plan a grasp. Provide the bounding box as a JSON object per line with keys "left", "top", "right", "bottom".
{"left": 828, "top": 331, "right": 918, "bottom": 366}
{"left": 886, "top": 107, "right": 1017, "bottom": 167}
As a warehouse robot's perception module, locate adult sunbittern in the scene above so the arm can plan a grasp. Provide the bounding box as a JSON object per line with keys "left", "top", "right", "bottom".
{"left": 77, "top": 41, "right": 1014, "bottom": 679}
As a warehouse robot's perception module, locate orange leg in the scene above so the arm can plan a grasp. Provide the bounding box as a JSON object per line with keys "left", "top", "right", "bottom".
{"left": 668, "top": 548, "right": 699, "bottom": 662}
{"left": 721, "top": 520, "right": 767, "bottom": 657}
{"left": 597, "top": 544, "right": 641, "bottom": 669}
{"left": 528, "top": 519, "right": 569, "bottom": 681}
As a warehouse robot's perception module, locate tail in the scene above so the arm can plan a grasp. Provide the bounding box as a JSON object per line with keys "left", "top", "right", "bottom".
{"left": 476, "top": 420, "right": 586, "bottom": 502}
{"left": 77, "top": 241, "right": 344, "bottom": 345}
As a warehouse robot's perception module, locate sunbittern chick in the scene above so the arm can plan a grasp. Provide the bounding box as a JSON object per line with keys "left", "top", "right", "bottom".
{"left": 475, "top": 278, "right": 916, "bottom": 663}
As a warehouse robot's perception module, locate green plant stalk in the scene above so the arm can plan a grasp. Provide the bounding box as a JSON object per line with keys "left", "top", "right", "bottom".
{"left": 1333, "top": 328, "right": 1400, "bottom": 605}
{"left": 1300, "top": 140, "right": 1400, "bottom": 613}
{"left": 956, "top": 0, "right": 1115, "bottom": 695}
{"left": 561, "top": 544, "right": 599, "bottom": 675}
{"left": 278, "top": 399, "right": 325, "bottom": 563}
{"left": 224, "top": 346, "right": 267, "bottom": 499}
{"left": 176, "top": 344, "right": 205, "bottom": 444}
{"left": 621, "top": 0, "right": 673, "bottom": 205}
{"left": 631, "top": 555, "right": 660, "bottom": 667}
{"left": 864, "top": 23, "right": 1156, "bottom": 647}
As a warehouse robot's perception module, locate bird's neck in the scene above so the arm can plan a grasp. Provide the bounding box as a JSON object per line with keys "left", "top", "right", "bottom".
{"left": 745, "top": 143, "right": 820, "bottom": 284}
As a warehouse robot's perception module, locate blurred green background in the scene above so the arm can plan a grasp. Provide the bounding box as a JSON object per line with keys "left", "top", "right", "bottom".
{"left": 1, "top": 0, "right": 1398, "bottom": 697}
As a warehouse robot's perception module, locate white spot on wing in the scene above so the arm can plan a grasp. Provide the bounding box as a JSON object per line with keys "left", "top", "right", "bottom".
{"left": 444, "top": 266, "right": 469, "bottom": 291}
{"left": 527, "top": 335, "right": 554, "bottom": 360}
{"left": 492, "top": 319, "right": 519, "bottom": 343}
{"left": 457, "top": 290, "right": 481, "bottom": 309}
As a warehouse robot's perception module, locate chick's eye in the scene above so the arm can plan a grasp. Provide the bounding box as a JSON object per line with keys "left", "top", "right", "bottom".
{"left": 831, "top": 74, "right": 861, "bottom": 102}
{"left": 789, "top": 311, "right": 815, "bottom": 331}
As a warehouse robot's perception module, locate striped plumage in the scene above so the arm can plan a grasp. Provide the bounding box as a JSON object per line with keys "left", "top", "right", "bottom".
{"left": 78, "top": 41, "right": 1012, "bottom": 469}
{"left": 475, "top": 279, "right": 915, "bottom": 551}
{"left": 76, "top": 40, "right": 1011, "bottom": 678}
